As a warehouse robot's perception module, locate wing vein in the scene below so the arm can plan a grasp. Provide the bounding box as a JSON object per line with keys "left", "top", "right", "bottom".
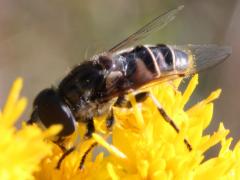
{"left": 108, "top": 5, "right": 184, "bottom": 53}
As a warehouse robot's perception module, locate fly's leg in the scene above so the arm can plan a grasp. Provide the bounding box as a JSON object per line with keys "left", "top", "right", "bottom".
{"left": 57, "top": 89, "right": 192, "bottom": 170}
{"left": 79, "top": 142, "right": 98, "bottom": 169}
{"left": 106, "top": 109, "right": 114, "bottom": 130}
{"left": 56, "top": 117, "right": 97, "bottom": 169}
{"left": 114, "top": 95, "right": 132, "bottom": 108}
{"left": 84, "top": 117, "right": 95, "bottom": 138}
{"left": 56, "top": 147, "right": 76, "bottom": 169}
{"left": 78, "top": 111, "right": 114, "bottom": 169}
{"left": 115, "top": 92, "right": 192, "bottom": 151}
{"left": 56, "top": 142, "right": 97, "bottom": 170}
{"left": 75, "top": 98, "right": 129, "bottom": 168}
{"left": 79, "top": 111, "right": 116, "bottom": 169}
{"left": 77, "top": 117, "right": 98, "bottom": 169}
{"left": 105, "top": 95, "right": 132, "bottom": 131}
{"left": 148, "top": 92, "right": 192, "bottom": 150}
{"left": 54, "top": 136, "right": 77, "bottom": 169}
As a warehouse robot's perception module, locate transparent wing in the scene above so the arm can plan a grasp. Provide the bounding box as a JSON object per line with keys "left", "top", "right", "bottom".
{"left": 174, "top": 44, "right": 231, "bottom": 74}
{"left": 108, "top": 5, "right": 184, "bottom": 53}
{"left": 138, "top": 44, "right": 231, "bottom": 91}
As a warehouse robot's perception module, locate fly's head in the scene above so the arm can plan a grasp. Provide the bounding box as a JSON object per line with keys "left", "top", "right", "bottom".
{"left": 28, "top": 88, "right": 76, "bottom": 138}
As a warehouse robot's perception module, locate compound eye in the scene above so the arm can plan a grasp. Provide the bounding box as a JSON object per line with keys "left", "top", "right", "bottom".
{"left": 34, "top": 89, "right": 76, "bottom": 137}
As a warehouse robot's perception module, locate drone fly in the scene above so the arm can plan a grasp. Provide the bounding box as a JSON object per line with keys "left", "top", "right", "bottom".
{"left": 28, "top": 5, "right": 231, "bottom": 168}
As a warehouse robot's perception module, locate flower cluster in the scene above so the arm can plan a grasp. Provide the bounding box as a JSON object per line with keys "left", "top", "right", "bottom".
{"left": 0, "top": 75, "right": 240, "bottom": 180}
{"left": 0, "top": 78, "right": 60, "bottom": 180}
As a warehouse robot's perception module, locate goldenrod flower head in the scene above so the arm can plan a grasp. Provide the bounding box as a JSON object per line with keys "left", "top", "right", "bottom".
{"left": 0, "top": 78, "right": 60, "bottom": 180}
{"left": 1, "top": 75, "right": 240, "bottom": 180}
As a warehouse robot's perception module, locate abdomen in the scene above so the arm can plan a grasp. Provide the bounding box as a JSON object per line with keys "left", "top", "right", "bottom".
{"left": 102, "top": 44, "right": 190, "bottom": 98}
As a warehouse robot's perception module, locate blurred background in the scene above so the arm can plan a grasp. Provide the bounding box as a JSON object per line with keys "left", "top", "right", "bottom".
{"left": 0, "top": 0, "right": 239, "bottom": 153}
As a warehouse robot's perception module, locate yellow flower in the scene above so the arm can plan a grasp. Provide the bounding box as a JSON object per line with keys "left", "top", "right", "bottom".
{"left": 1, "top": 75, "right": 240, "bottom": 180}
{"left": 35, "top": 74, "right": 240, "bottom": 179}
{"left": 95, "top": 74, "right": 239, "bottom": 180}
{"left": 0, "top": 78, "right": 60, "bottom": 180}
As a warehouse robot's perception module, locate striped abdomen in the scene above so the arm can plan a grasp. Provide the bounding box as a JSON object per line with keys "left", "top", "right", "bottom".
{"left": 103, "top": 44, "right": 191, "bottom": 98}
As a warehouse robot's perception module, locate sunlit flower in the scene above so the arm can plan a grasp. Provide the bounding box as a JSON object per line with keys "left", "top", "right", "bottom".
{"left": 0, "top": 78, "right": 60, "bottom": 180}
{"left": 1, "top": 75, "right": 240, "bottom": 180}
{"left": 96, "top": 74, "right": 240, "bottom": 179}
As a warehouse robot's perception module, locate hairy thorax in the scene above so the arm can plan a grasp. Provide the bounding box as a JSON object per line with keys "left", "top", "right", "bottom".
{"left": 73, "top": 98, "right": 116, "bottom": 122}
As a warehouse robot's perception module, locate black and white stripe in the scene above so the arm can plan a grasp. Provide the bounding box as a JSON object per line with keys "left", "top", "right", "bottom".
{"left": 120, "top": 44, "right": 176, "bottom": 80}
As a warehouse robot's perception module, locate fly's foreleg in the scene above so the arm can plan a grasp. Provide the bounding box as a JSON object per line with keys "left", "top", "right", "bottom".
{"left": 79, "top": 142, "right": 98, "bottom": 169}
{"left": 56, "top": 117, "right": 96, "bottom": 169}
{"left": 56, "top": 142, "right": 97, "bottom": 170}
{"left": 56, "top": 146, "right": 76, "bottom": 169}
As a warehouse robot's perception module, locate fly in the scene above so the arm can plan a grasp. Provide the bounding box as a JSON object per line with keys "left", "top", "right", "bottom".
{"left": 27, "top": 5, "right": 231, "bottom": 169}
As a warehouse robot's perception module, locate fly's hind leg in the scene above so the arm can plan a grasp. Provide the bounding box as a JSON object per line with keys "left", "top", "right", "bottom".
{"left": 147, "top": 92, "right": 192, "bottom": 151}
{"left": 126, "top": 91, "right": 192, "bottom": 151}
